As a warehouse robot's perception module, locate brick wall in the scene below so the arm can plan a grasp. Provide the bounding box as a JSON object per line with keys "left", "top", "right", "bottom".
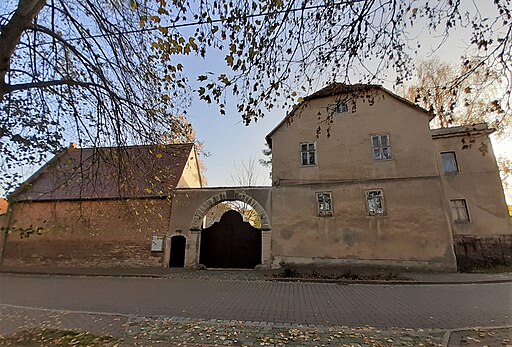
{"left": 0, "top": 214, "right": 7, "bottom": 259}
{"left": 0, "top": 214, "right": 6, "bottom": 229}
{"left": 453, "top": 234, "right": 512, "bottom": 271}
{"left": 2, "top": 199, "right": 171, "bottom": 267}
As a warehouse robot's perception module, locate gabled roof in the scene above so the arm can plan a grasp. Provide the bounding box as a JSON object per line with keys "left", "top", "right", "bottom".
{"left": 10, "top": 143, "right": 195, "bottom": 202}
{"left": 303, "top": 83, "right": 379, "bottom": 100}
{"left": 266, "top": 83, "right": 433, "bottom": 145}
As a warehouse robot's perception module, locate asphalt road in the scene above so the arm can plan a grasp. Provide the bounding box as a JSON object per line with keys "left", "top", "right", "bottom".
{"left": 0, "top": 274, "right": 511, "bottom": 329}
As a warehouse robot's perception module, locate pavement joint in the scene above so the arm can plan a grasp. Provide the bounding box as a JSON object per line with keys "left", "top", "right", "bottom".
{"left": 441, "top": 331, "right": 450, "bottom": 347}
{"left": 0, "top": 303, "right": 134, "bottom": 320}
{"left": 2, "top": 272, "right": 512, "bottom": 345}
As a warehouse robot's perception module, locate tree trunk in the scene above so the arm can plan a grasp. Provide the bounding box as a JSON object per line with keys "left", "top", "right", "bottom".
{"left": 0, "top": 0, "right": 46, "bottom": 100}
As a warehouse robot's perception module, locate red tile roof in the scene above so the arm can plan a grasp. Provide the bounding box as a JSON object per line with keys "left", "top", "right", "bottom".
{"left": 11, "top": 144, "right": 194, "bottom": 202}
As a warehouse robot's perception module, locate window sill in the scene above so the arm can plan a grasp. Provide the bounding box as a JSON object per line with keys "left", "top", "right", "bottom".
{"left": 301, "top": 164, "right": 317, "bottom": 167}
{"left": 318, "top": 213, "right": 333, "bottom": 217}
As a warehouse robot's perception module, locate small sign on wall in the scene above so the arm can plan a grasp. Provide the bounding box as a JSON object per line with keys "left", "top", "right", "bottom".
{"left": 151, "top": 235, "right": 164, "bottom": 252}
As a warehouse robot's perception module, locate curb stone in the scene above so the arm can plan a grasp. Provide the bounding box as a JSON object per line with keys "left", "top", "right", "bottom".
{"left": 268, "top": 277, "right": 512, "bottom": 285}
{"left": 443, "top": 326, "right": 512, "bottom": 347}
{"left": 1, "top": 268, "right": 512, "bottom": 285}
{"left": 6, "top": 304, "right": 511, "bottom": 346}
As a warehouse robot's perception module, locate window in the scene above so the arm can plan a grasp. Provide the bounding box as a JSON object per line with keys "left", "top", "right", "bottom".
{"left": 335, "top": 101, "right": 348, "bottom": 114}
{"left": 371, "top": 134, "right": 392, "bottom": 160}
{"left": 301, "top": 143, "right": 316, "bottom": 166}
{"left": 316, "top": 192, "right": 333, "bottom": 216}
{"left": 441, "top": 151, "right": 459, "bottom": 173}
{"left": 366, "top": 190, "right": 385, "bottom": 215}
{"left": 450, "top": 199, "right": 470, "bottom": 222}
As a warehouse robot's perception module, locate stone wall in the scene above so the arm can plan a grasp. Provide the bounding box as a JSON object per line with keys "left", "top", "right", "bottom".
{"left": 2, "top": 198, "right": 172, "bottom": 267}
{"left": 454, "top": 234, "right": 512, "bottom": 270}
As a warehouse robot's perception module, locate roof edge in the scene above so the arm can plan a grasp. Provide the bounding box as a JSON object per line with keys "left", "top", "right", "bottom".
{"left": 265, "top": 84, "right": 433, "bottom": 144}
{"left": 12, "top": 195, "right": 175, "bottom": 203}
{"left": 379, "top": 88, "right": 434, "bottom": 120}
{"left": 74, "top": 142, "right": 195, "bottom": 150}
{"left": 8, "top": 147, "right": 71, "bottom": 202}
{"left": 431, "top": 123, "right": 495, "bottom": 139}
{"left": 9, "top": 142, "right": 196, "bottom": 202}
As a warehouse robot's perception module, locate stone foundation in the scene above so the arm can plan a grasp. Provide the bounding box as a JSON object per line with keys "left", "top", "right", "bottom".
{"left": 453, "top": 234, "right": 512, "bottom": 271}
{"left": 272, "top": 256, "right": 457, "bottom": 273}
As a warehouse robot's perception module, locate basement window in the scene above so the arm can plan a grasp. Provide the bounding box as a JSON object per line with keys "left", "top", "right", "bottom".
{"left": 316, "top": 192, "right": 333, "bottom": 216}
{"left": 450, "top": 199, "right": 470, "bottom": 222}
{"left": 366, "top": 190, "right": 385, "bottom": 215}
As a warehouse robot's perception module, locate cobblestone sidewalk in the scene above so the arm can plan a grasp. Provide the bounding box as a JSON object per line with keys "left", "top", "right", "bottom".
{"left": 2, "top": 304, "right": 511, "bottom": 346}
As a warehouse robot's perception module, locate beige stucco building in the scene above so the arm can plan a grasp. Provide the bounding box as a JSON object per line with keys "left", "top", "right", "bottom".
{"left": 2, "top": 84, "right": 510, "bottom": 271}
{"left": 265, "top": 84, "right": 510, "bottom": 271}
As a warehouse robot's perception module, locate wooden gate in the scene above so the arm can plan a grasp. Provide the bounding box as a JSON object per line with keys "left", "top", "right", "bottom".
{"left": 199, "top": 210, "right": 262, "bottom": 269}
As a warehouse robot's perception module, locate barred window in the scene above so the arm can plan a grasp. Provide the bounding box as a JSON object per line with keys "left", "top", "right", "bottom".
{"left": 316, "top": 192, "right": 333, "bottom": 216}
{"left": 366, "top": 190, "right": 385, "bottom": 215}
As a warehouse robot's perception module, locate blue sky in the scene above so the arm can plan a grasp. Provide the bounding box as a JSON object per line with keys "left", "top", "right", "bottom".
{"left": 187, "top": 96, "right": 276, "bottom": 187}
{"left": 2, "top": 1, "right": 510, "bottom": 194}
{"left": 179, "top": 2, "right": 511, "bottom": 190}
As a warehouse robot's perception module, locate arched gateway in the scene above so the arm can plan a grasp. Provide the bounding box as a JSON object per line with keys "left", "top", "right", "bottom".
{"left": 167, "top": 188, "right": 272, "bottom": 268}
{"left": 191, "top": 190, "right": 271, "bottom": 269}
{"left": 189, "top": 190, "right": 271, "bottom": 231}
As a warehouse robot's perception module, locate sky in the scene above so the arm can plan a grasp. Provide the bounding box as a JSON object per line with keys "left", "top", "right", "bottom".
{"left": 190, "top": 77, "right": 511, "bottom": 189}
{"left": 186, "top": 100, "right": 275, "bottom": 187}
{"left": 2, "top": 1, "right": 510, "bottom": 197}
{"left": 180, "top": 8, "right": 512, "bottom": 190}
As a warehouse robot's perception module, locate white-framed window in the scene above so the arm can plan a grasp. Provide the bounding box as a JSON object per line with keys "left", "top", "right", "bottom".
{"left": 366, "top": 190, "right": 385, "bottom": 215}
{"left": 335, "top": 101, "right": 349, "bottom": 114}
{"left": 441, "top": 151, "right": 459, "bottom": 173}
{"left": 371, "top": 134, "right": 392, "bottom": 160}
{"left": 449, "top": 199, "right": 470, "bottom": 222}
{"left": 316, "top": 192, "right": 333, "bottom": 216}
{"left": 301, "top": 142, "right": 317, "bottom": 166}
